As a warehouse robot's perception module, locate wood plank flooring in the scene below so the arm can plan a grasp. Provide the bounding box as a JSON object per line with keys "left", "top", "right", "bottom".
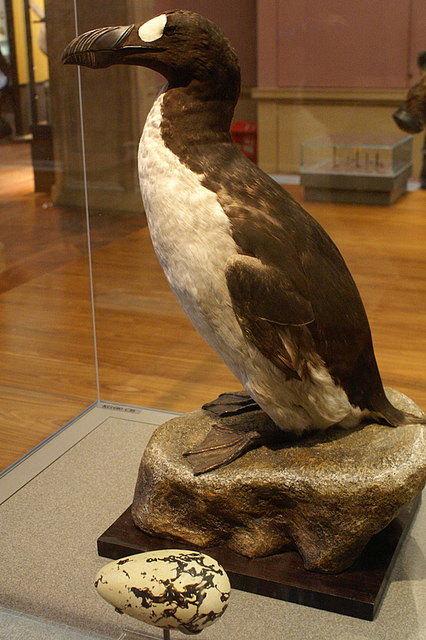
{"left": 0, "top": 140, "right": 145, "bottom": 469}
{"left": 0, "top": 140, "right": 425, "bottom": 470}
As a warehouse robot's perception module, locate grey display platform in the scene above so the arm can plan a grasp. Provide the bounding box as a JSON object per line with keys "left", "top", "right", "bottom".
{"left": 1, "top": 403, "right": 426, "bottom": 640}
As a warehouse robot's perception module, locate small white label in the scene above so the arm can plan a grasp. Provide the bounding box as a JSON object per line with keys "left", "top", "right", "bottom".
{"left": 100, "top": 403, "right": 141, "bottom": 414}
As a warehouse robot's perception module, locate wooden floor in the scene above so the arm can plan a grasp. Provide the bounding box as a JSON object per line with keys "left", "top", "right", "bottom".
{"left": 1, "top": 140, "right": 425, "bottom": 470}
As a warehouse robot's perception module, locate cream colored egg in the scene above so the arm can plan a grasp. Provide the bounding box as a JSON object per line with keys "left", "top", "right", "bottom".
{"left": 94, "top": 549, "right": 231, "bottom": 633}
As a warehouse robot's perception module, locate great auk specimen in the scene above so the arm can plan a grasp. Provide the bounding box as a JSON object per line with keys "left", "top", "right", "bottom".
{"left": 393, "top": 74, "right": 426, "bottom": 135}
{"left": 393, "top": 52, "right": 426, "bottom": 135}
{"left": 63, "top": 11, "right": 424, "bottom": 473}
{"left": 393, "top": 56, "right": 426, "bottom": 189}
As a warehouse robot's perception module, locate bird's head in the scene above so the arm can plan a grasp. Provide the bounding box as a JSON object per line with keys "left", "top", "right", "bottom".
{"left": 62, "top": 10, "right": 240, "bottom": 99}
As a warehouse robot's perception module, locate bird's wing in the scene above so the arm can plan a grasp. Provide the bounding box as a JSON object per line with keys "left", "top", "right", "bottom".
{"left": 188, "top": 143, "right": 380, "bottom": 401}
{"left": 225, "top": 254, "right": 321, "bottom": 380}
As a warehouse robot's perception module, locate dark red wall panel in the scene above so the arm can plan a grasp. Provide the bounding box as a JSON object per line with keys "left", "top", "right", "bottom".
{"left": 276, "top": 0, "right": 411, "bottom": 88}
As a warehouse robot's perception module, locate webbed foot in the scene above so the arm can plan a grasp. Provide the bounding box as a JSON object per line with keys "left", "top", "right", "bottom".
{"left": 202, "top": 391, "right": 260, "bottom": 417}
{"left": 183, "top": 423, "right": 265, "bottom": 475}
{"left": 183, "top": 424, "right": 287, "bottom": 476}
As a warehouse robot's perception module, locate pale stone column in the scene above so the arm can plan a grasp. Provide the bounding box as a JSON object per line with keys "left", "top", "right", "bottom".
{"left": 45, "top": 0, "right": 156, "bottom": 213}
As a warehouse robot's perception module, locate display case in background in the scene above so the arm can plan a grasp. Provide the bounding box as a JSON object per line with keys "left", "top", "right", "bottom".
{"left": 300, "top": 134, "right": 413, "bottom": 204}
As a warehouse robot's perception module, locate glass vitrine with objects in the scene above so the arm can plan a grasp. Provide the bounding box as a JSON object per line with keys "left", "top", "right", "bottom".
{"left": 300, "top": 133, "right": 413, "bottom": 203}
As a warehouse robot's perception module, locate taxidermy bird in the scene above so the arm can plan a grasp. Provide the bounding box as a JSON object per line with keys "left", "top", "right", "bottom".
{"left": 393, "top": 53, "right": 426, "bottom": 135}
{"left": 63, "top": 11, "right": 425, "bottom": 474}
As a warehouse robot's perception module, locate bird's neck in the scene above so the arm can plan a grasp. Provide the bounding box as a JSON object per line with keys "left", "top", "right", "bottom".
{"left": 159, "top": 79, "right": 238, "bottom": 154}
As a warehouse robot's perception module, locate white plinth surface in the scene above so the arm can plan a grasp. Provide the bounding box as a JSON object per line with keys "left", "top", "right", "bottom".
{"left": 0, "top": 405, "right": 425, "bottom": 640}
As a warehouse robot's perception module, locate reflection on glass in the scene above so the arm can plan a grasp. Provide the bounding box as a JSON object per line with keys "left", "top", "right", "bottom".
{"left": 0, "top": 0, "right": 97, "bottom": 471}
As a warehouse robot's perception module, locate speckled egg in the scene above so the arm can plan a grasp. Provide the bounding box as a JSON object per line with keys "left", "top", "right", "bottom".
{"left": 94, "top": 549, "right": 231, "bottom": 634}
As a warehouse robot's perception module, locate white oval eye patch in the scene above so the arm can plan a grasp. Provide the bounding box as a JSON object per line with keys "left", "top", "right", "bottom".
{"left": 138, "top": 14, "right": 167, "bottom": 42}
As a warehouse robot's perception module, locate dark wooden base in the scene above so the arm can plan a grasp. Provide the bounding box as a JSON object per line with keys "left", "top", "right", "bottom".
{"left": 97, "top": 495, "right": 421, "bottom": 621}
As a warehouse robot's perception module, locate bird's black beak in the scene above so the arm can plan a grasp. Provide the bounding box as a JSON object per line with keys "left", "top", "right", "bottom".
{"left": 62, "top": 24, "right": 163, "bottom": 69}
{"left": 392, "top": 107, "right": 424, "bottom": 134}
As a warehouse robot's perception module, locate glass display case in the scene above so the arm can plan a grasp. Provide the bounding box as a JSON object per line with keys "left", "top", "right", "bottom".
{"left": 300, "top": 133, "right": 413, "bottom": 204}
{"left": 0, "top": 1, "right": 425, "bottom": 639}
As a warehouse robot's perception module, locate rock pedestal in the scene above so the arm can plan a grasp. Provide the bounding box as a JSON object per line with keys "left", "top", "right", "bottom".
{"left": 132, "top": 389, "right": 426, "bottom": 573}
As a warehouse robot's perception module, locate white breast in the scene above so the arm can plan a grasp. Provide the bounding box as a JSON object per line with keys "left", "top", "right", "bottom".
{"left": 137, "top": 94, "right": 367, "bottom": 433}
{"left": 138, "top": 94, "right": 247, "bottom": 372}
